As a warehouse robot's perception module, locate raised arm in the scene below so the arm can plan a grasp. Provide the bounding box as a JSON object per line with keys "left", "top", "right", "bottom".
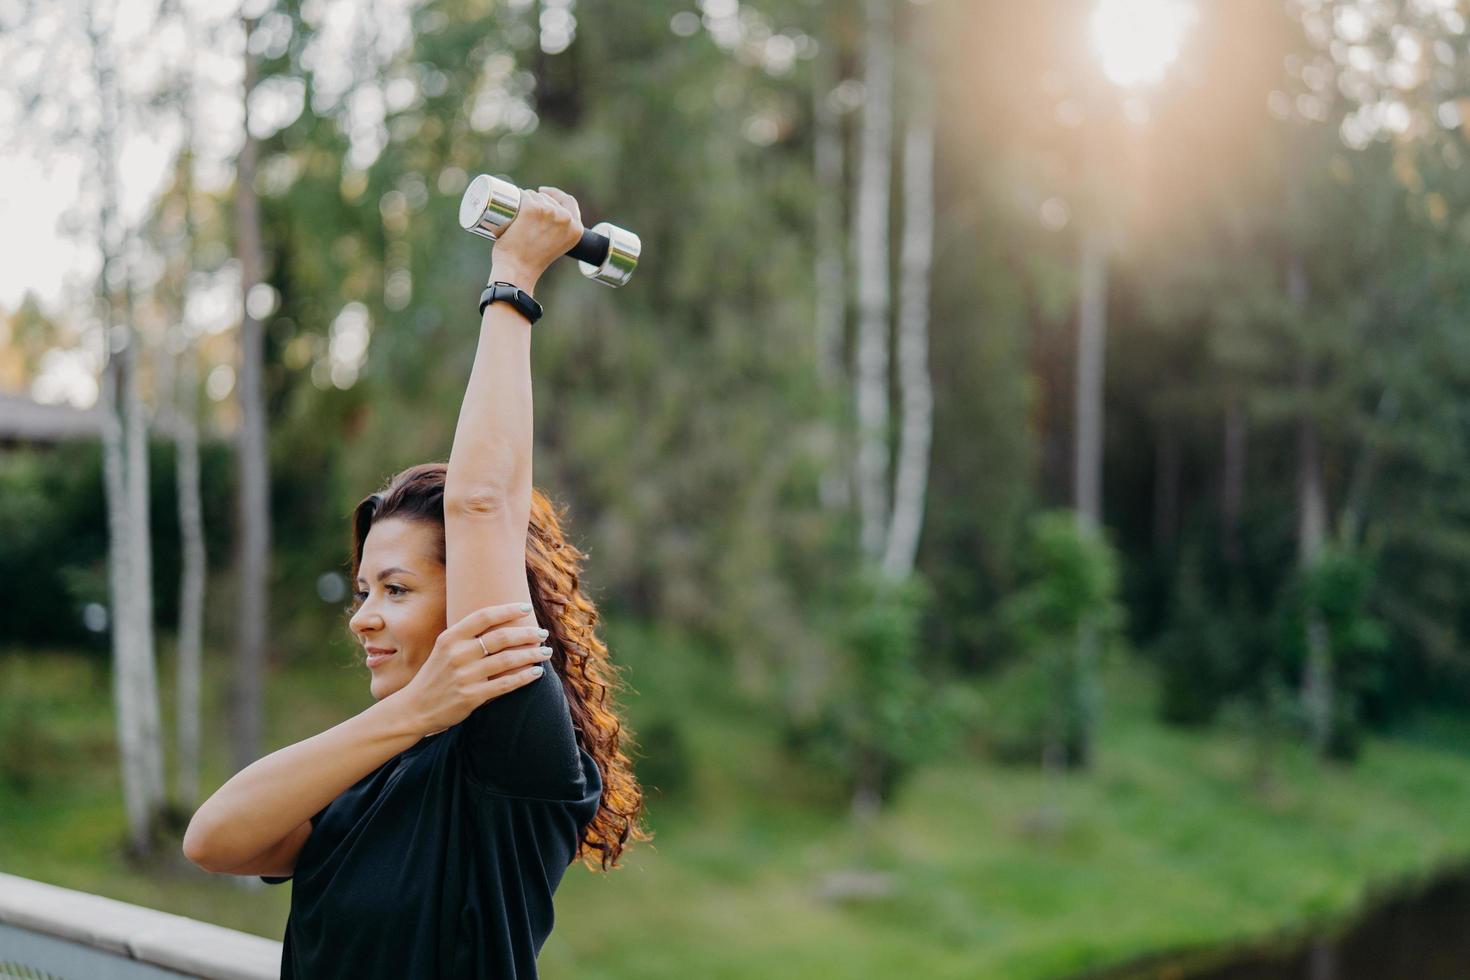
{"left": 443, "top": 188, "right": 596, "bottom": 800}
{"left": 443, "top": 186, "right": 583, "bottom": 632}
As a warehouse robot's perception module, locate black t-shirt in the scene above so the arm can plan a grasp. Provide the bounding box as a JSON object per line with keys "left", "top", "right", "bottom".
{"left": 261, "top": 665, "right": 602, "bottom": 979}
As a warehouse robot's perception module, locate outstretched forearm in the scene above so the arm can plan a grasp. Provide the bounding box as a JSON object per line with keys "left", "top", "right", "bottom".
{"left": 445, "top": 259, "right": 542, "bottom": 501}
{"left": 183, "top": 691, "right": 424, "bottom": 871}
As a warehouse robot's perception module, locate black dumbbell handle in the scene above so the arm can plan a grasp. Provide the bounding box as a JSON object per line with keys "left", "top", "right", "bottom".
{"left": 567, "top": 227, "right": 610, "bottom": 266}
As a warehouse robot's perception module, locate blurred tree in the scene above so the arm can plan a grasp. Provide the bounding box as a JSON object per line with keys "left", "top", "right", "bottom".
{"left": 852, "top": 0, "right": 894, "bottom": 563}
{"left": 881, "top": 16, "right": 935, "bottom": 583}
{"left": 0, "top": 295, "right": 65, "bottom": 391}
{"left": 810, "top": 7, "right": 849, "bottom": 512}
{"left": 135, "top": 0, "right": 212, "bottom": 811}
{"left": 231, "top": 8, "right": 272, "bottom": 776}
{"left": 795, "top": 563, "right": 952, "bottom": 818}
{"left": 86, "top": 0, "right": 167, "bottom": 858}
{"left": 993, "top": 510, "right": 1124, "bottom": 769}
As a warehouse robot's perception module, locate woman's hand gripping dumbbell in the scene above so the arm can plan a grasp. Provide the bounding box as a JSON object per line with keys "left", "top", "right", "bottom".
{"left": 458, "top": 175, "right": 641, "bottom": 288}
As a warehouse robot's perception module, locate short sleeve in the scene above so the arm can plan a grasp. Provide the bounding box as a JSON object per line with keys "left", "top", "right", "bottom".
{"left": 259, "top": 803, "right": 330, "bottom": 884}
{"left": 454, "top": 662, "right": 586, "bottom": 800}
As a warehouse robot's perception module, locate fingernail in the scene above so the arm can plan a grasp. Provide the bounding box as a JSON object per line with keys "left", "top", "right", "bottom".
{"left": 538, "top": 628, "right": 549, "bottom": 639}
{"left": 538, "top": 646, "right": 553, "bottom": 657}
{"left": 518, "top": 602, "right": 533, "bottom": 612}
{"left": 530, "top": 665, "right": 544, "bottom": 677}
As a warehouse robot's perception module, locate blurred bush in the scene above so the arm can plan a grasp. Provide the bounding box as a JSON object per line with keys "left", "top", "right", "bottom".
{"left": 987, "top": 510, "right": 1125, "bottom": 769}
{"left": 0, "top": 441, "right": 235, "bottom": 655}
{"left": 785, "top": 564, "right": 965, "bottom": 809}
{"left": 630, "top": 714, "right": 693, "bottom": 803}
{"left": 1275, "top": 545, "right": 1390, "bottom": 760}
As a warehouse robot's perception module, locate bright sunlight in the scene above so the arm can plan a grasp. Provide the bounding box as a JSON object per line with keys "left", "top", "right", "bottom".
{"left": 1090, "top": 0, "right": 1197, "bottom": 87}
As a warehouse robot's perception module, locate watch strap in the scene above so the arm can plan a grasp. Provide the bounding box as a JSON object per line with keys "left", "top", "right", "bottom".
{"left": 478, "top": 282, "right": 543, "bottom": 324}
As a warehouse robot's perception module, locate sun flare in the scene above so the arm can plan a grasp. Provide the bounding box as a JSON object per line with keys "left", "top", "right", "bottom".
{"left": 1090, "top": 0, "right": 1196, "bottom": 88}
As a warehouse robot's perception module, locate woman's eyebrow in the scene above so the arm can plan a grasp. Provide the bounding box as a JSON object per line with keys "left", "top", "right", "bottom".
{"left": 356, "top": 566, "right": 416, "bottom": 585}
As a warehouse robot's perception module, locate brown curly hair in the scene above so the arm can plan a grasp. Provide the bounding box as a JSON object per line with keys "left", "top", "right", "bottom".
{"left": 348, "top": 462, "right": 650, "bottom": 871}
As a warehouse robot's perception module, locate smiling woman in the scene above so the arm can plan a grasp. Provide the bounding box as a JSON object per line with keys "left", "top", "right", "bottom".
{"left": 346, "top": 515, "right": 450, "bottom": 702}
{"left": 248, "top": 462, "right": 649, "bottom": 979}
{"left": 183, "top": 185, "right": 650, "bottom": 980}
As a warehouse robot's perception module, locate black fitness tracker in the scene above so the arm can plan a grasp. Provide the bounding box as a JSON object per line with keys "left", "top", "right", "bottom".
{"left": 478, "top": 281, "right": 543, "bottom": 324}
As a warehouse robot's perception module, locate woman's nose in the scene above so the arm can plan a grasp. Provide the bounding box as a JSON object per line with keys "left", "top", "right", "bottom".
{"left": 350, "top": 603, "right": 381, "bottom": 633}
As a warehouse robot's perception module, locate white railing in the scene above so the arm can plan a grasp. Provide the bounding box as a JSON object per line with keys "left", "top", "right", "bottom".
{"left": 0, "top": 872, "right": 280, "bottom": 980}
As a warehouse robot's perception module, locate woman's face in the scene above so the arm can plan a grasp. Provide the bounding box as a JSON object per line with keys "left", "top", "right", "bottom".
{"left": 348, "top": 517, "right": 448, "bottom": 701}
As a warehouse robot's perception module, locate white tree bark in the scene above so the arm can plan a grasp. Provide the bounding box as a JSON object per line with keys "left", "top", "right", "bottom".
{"left": 173, "top": 70, "right": 208, "bottom": 808}
{"left": 119, "top": 141, "right": 165, "bottom": 824}
{"left": 87, "top": 2, "right": 166, "bottom": 853}
{"left": 852, "top": 0, "right": 894, "bottom": 561}
{"left": 98, "top": 314, "right": 152, "bottom": 851}
{"left": 881, "top": 62, "right": 934, "bottom": 582}
{"left": 813, "top": 49, "right": 846, "bottom": 392}
{"left": 1069, "top": 217, "right": 1109, "bottom": 771}
{"left": 232, "top": 13, "right": 270, "bottom": 771}
{"left": 813, "top": 43, "right": 850, "bottom": 513}
{"left": 1074, "top": 227, "right": 1107, "bottom": 527}
{"left": 175, "top": 331, "right": 207, "bottom": 807}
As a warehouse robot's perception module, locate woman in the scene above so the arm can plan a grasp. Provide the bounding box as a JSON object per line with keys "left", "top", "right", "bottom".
{"left": 182, "top": 186, "right": 649, "bottom": 978}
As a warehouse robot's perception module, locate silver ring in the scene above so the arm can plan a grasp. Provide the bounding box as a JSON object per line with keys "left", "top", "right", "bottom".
{"left": 476, "top": 634, "right": 489, "bottom": 656}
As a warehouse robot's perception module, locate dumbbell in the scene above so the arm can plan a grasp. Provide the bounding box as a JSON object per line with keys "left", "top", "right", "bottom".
{"left": 458, "top": 174, "right": 641, "bottom": 288}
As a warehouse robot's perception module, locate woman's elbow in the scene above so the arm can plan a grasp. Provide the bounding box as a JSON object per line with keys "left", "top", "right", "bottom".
{"left": 182, "top": 811, "right": 228, "bottom": 871}
{"left": 445, "top": 479, "right": 530, "bottom": 518}
{"left": 182, "top": 816, "right": 211, "bottom": 868}
{"left": 445, "top": 482, "right": 513, "bottom": 516}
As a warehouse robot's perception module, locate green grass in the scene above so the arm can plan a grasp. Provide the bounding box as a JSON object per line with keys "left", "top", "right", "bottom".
{"left": 5, "top": 635, "right": 1470, "bottom": 979}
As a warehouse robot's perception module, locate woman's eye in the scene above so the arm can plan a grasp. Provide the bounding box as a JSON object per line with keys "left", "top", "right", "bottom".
{"left": 348, "top": 585, "right": 406, "bottom": 613}
{"left": 351, "top": 585, "right": 406, "bottom": 600}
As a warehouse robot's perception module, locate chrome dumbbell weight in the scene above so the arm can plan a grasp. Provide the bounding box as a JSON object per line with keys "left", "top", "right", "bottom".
{"left": 458, "top": 174, "right": 641, "bottom": 288}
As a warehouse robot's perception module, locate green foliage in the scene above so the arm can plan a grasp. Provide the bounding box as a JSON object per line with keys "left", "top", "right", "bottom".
{"left": 0, "top": 697, "right": 66, "bottom": 795}
{"left": 1150, "top": 549, "right": 1265, "bottom": 728}
{"left": 987, "top": 511, "right": 1126, "bottom": 768}
{"left": 1275, "top": 546, "right": 1392, "bottom": 760}
{"left": 0, "top": 441, "right": 236, "bottom": 653}
{"left": 0, "top": 449, "right": 72, "bottom": 643}
{"left": 788, "top": 565, "right": 962, "bottom": 807}
{"left": 630, "top": 714, "right": 694, "bottom": 802}
{"left": 1002, "top": 512, "right": 1125, "bottom": 642}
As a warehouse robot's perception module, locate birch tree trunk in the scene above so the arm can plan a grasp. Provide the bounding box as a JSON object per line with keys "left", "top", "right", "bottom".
{"left": 175, "top": 327, "right": 207, "bottom": 806}
{"left": 1074, "top": 226, "right": 1107, "bottom": 527}
{"left": 1289, "top": 252, "right": 1333, "bottom": 756}
{"left": 813, "top": 42, "right": 850, "bottom": 512}
{"left": 1069, "top": 221, "right": 1108, "bottom": 771}
{"left": 87, "top": 2, "right": 166, "bottom": 855}
{"left": 881, "top": 59, "right": 934, "bottom": 582}
{"left": 814, "top": 47, "right": 845, "bottom": 393}
{"left": 173, "top": 92, "right": 208, "bottom": 809}
{"left": 852, "top": 0, "right": 893, "bottom": 562}
{"left": 118, "top": 128, "right": 165, "bottom": 827}
{"left": 232, "top": 14, "right": 270, "bottom": 772}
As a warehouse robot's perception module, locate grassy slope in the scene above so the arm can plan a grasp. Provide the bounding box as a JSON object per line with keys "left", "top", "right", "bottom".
{"left": 4, "top": 634, "right": 1470, "bottom": 979}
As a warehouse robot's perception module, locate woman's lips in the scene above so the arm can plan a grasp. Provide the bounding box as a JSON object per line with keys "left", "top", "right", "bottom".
{"left": 366, "top": 650, "right": 396, "bottom": 668}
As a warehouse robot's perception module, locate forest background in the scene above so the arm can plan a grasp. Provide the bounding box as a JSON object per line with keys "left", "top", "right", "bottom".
{"left": 8, "top": 0, "right": 1470, "bottom": 976}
